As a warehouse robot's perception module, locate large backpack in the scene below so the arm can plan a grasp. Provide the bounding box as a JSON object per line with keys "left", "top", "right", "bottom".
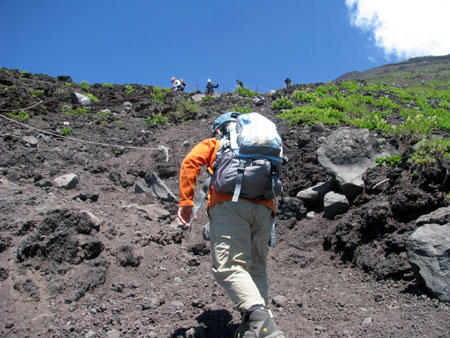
{"left": 211, "top": 112, "right": 283, "bottom": 201}
{"left": 188, "top": 112, "right": 284, "bottom": 231}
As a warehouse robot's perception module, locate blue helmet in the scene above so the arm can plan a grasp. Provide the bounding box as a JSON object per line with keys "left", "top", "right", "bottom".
{"left": 211, "top": 112, "right": 240, "bottom": 137}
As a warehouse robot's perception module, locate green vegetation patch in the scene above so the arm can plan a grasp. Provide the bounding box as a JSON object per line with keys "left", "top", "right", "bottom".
{"left": 272, "top": 97, "right": 294, "bottom": 110}
{"left": 63, "top": 106, "right": 88, "bottom": 115}
{"left": 59, "top": 127, "right": 72, "bottom": 136}
{"left": 234, "top": 86, "right": 258, "bottom": 98}
{"left": 291, "top": 89, "right": 317, "bottom": 103}
{"left": 202, "top": 95, "right": 214, "bottom": 102}
{"left": 376, "top": 154, "right": 402, "bottom": 167}
{"left": 278, "top": 106, "right": 345, "bottom": 126}
{"left": 125, "top": 84, "right": 134, "bottom": 96}
{"left": 233, "top": 105, "right": 253, "bottom": 114}
{"left": 28, "top": 88, "right": 44, "bottom": 97}
{"left": 86, "top": 93, "right": 99, "bottom": 103}
{"left": 79, "top": 80, "right": 90, "bottom": 90}
{"left": 146, "top": 113, "right": 168, "bottom": 126}
{"left": 7, "top": 110, "right": 30, "bottom": 121}
{"left": 178, "top": 99, "right": 198, "bottom": 112}
{"left": 150, "top": 87, "right": 169, "bottom": 103}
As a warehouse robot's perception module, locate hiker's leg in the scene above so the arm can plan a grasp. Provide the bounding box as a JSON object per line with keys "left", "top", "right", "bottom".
{"left": 209, "top": 200, "right": 265, "bottom": 312}
{"left": 249, "top": 204, "right": 273, "bottom": 305}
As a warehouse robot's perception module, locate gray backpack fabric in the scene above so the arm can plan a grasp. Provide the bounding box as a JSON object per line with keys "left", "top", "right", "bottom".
{"left": 211, "top": 112, "right": 283, "bottom": 201}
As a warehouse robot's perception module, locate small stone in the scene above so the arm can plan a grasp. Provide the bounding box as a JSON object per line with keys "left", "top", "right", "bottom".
{"left": 170, "top": 300, "right": 184, "bottom": 308}
{"left": 362, "top": 317, "right": 373, "bottom": 325}
{"left": 106, "top": 329, "right": 120, "bottom": 338}
{"left": 272, "top": 295, "right": 288, "bottom": 307}
{"left": 85, "top": 330, "right": 96, "bottom": 338}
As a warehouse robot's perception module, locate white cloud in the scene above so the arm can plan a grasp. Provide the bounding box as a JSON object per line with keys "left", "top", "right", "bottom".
{"left": 345, "top": 0, "right": 450, "bottom": 59}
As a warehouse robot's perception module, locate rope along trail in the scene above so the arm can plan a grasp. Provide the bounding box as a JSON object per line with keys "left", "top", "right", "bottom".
{"left": 0, "top": 99, "right": 171, "bottom": 163}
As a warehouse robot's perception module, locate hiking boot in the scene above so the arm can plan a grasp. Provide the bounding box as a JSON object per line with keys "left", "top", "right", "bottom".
{"left": 234, "top": 307, "right": 285, "bottom": 338}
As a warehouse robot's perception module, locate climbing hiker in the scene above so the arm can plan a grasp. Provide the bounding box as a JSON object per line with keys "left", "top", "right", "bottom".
{"left": 205, "top": 79, "right": 219, "bottom": 95}
{"left": 179, "top": 78, "right": 186, "bottom": 92}
{"left": 171, "top": 77, "right": 182, "bottom": 92}
{"left": 236, "top": 79, "right": 244, "bottom": 88}
{"left": 284, "top": 77, "right": 291, "bottom": 88}
{"left": 177, "top": 112, "right": 286, "bottom": 338}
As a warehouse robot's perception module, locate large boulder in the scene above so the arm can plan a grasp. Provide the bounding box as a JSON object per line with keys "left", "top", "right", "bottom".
{"left": 323, "top": 191, "right": 349, "bottom": 219}
{"left": 70, "top": 92, "right": 91, "bottom": 106}
{"left": 53, "top": 173, "right": 79, "bottom": 190}
{"left": 317, "top": 128, "right": 396, "bottom": 201}
{"left": 406, "top": 207, "right": 450, "bottom": 302}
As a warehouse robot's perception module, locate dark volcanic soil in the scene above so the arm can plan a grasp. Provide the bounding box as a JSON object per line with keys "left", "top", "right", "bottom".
{"left": 0, "top": 69, "right": 449, "bottom": 337}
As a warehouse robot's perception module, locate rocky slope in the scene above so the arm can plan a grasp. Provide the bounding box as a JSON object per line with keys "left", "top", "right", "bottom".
{"left": 0, "top": 66, "right": 449, "bottom": 338}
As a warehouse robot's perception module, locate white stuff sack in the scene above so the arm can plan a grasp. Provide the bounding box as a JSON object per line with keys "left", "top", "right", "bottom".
{"left": 235, "top": 112, "right": 282, "bottom": 158}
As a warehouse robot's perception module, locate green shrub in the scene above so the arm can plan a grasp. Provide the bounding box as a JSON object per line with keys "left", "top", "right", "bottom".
{"left": 339, "top": 80, "right": 361, "bottom": 94}
{"left": 79, "top": 80, "right": 90, "bottom": 90}
{"left": 28, "top": 88, "right": 44, "bottom": 96}
{"left": 314, "top": 84, "right": 338, "bottom": 97}
{"left": 291, "top": 90, "right": 317, "bottom": 103}
{"left": 272, "top": 97, "right": 294, "bottom": 110}
{"left": 65, "top": 82, "right": 72, "bottom": 87}
{"left": 202, "top": 95, "right": 214, "bottom": 102}
{"left": 125, "top": 84, "right": 134, "bottom": 96}
{"left": 86, "top": 93, "right": 99, "bottom": 103}
{"left": 423, "top": 107, "right": 450, "bottom": 131}
{"left": 178, "top": 99, "right": 197, "bottom": 112}
{"left": 277, "top": 106, "right": 344, "bottom": 126}
{"left": 314, "top": 96, "right": 339, "bottom": 109}
{"left": 59, "top": 127, "right": 72, "bottom": 136}
{"left": 7, "top": 110, "right": 30, "bottom": 121}
{"left": 412, "top": 137, "right": 450, "bottom": 163}
{"left": 390, "top": 87, "right": 415, "bottom": 103}
{"left": 396, "top": 109, "right": 438, "bottom": 137}
{"left": 320, "top": 95, "right": 368, "bottom": 117}
{"left": 102, "top": 83, "right": 113, "bottom": 87}
{"left": 233, "top": 105, "right": 253, "bottom": 114}
{"left": 95, "top": 110, "right": 111, "bottom": 118}
{"left": 146, "top": 113, "right": 168, "bottom": 126}
{"left": 113, "top": 148, "right": 124, "bottom": 157}
{"left": 376, "top": 154, "right": 402, "bottom": 167}
{"left": 234, "top": 86, "right": 257, "bottom": 98}
{"left": 150, "top": 86, "right": 168, "bottom": 103}
{"left": 349, "top": 110, "right": 392, "bottom": 132}
{"left": 408, "top": 149, "right": 437, "bottom": 168}
{"left": 63, "top": 106, "right": 88, "bottom": 115}
{"left": 358, "top": 95, "right": 375, "bottom": 105}
{"left": 439, "top": 100, "right": 450, "bottom": 110}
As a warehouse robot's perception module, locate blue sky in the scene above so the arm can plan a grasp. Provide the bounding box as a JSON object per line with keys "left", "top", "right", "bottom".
{"left": 1, "top": 1, "right": 449, "bottom": 93}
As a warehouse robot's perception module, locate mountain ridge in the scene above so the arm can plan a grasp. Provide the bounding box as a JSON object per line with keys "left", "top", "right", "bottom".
{"left": 335, "top": 54, "right": 450, "bottom": 83}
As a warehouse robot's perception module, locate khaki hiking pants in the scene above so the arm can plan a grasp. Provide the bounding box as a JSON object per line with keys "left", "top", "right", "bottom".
{"left": 208, "top": 200, "right": 273, "bottom": 312}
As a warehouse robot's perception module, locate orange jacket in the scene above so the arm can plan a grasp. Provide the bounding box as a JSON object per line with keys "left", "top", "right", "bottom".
{"left": 178, "top": 138, "right": 276, "bottom": 215}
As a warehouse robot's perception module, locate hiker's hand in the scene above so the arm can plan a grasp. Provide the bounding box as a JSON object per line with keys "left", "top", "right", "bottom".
{"left": 177, "top": 206, "right": 196, "bottom": 230}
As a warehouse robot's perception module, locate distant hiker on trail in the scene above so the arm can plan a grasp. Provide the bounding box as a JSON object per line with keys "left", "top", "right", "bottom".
{"left": 179, "top": 78, "right": 186, "bottom": 92}
{"left": 284, "top": 77, "right": 291, "bottom": 88}
{"left": 205, "top": 79, "right": 219, "bottom": 95}
{"left": 171, "top": 77, "right": 182, "bottom": 92}
{"left": 177, "top": 112, "right": 286, "bottom": 338}
{"left": 236, "top": 79, "right": 244, "bottom": 88}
